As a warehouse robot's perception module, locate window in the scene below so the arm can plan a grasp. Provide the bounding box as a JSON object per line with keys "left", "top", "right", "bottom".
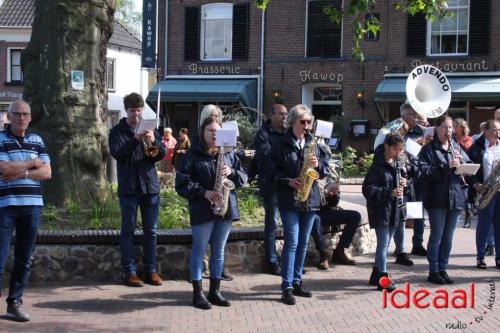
{"left": 200, "top": 4, "right": 232, "bottom": 61}
{"left": 306, "top": 0, "right": 342, "bottom": 58}
{"left": 427, "top": 0, "right": 469, "bottom": 56}
{"left": 8, "top": 49, "right": 23, "bottom": 83}
{"left": 311, "top": 86, "right": 342, "bottom": 121}
{"left": 106, "top": 58, "right": 115, "bottom": 91}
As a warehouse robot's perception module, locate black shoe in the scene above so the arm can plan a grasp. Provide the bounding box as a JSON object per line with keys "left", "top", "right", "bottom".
{"left": 207, "top": 278, "right": 231, "bottom": 307}
{"left": 369, "top": 266, "right": 379, "bottom": 286}
{"left": 292, "top": 282, "right": 312, "bottom": 298}
{"left": 395, "top": 253, "right": 414, "bottom": 266}
{"left": 428, "top": 272, "right": 446, "bottom": 285}
{"left": 191, "top": 280, "right": 212, "bottom": 310}
{"left": 485, "top": 245, "right": 495, "bottom": 256}
{"left": 281, "top": 289, "right": 296, "bottom": 305}
{"left": 411, "top": 245, "right": 427, "bottom": 257}
{"left": 267, "top": 261, "right": 281, "bottom": 276}
{"left": 377, "top": 272, "right": 395, "bottom": 292}
{"left": 439, "top": 271, "right": 454, "bottom": 284}
{"left": 6, "top": 300, "right": 30, "bottom": 322}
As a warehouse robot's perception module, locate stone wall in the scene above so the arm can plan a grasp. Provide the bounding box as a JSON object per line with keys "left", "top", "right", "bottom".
{"left": 3, "top": 225, "right": 375, "bottom": 284}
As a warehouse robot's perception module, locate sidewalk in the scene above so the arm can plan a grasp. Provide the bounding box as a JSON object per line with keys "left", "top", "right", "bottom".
{"left": 1, "top": 188, "right": 498, "bottom": 333}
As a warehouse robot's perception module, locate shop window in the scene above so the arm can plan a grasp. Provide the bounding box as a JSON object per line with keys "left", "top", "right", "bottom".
{"left": 306, "top": 0, "right": 342, "bottom": 58}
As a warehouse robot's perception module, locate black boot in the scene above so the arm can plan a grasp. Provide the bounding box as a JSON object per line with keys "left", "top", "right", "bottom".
{"left": 427, "top": 272, "right": 446, "bottom": 285}
{"left": 281, "top": 288, "right": 296, "bottom": 305}
{"left": 377, "top": 272, "right": 396, "bottom": 292}
{"left": 369, "top": 266, "right": 379, "bottom": 286}
{"left": 192, "top": 280, "right": 211, "bottom": 310}
{"left": 207, "top": 278, "right": 231, "bottom": 307}
{"left": 395, "top": 253, "right": 414, "bottom": 266}
{"left": 292, "top": 281, "right": 312, "bottom": 298}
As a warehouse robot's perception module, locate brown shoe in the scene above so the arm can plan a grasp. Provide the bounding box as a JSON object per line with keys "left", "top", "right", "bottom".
{"left": 145, "top": 272, "right": 163, "bottom": 286}
{"left": 317, "top": 250, "right": 329, "bottom": 270}
{"left": 124, "top": 274, "right": 144, "bottom": 287}
{"left": 331, "top": 247, "right": 356, "bottom": 266}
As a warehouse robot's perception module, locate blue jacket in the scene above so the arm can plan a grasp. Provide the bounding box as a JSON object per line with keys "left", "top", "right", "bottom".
{"left": 418, "top": 135, "right": 469, "bottom": 210}
{"left": 362, "top": 147, "right": 402, "bottom": 229}
{"left": 175, "top": 140, "right": 247, "bottom": 225}
{"left": 271, "top": 129, "right": 330, "bottom": 212}
{"left": 466, "top": 135, "right": 486, "bottom": 204}
{"left": 109, "top": 118, "right": 165, "bottom": 196}
{"left": 253, "top": 121, "right": 285, "bottom": 196}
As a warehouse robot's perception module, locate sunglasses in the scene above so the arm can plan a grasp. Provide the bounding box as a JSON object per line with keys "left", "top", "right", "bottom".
{"left": 299, "top": 119, "right": 312, "bottom": 125}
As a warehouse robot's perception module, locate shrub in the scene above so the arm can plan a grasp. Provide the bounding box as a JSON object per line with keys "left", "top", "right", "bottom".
{"left": 339, "top": 146, "right": 373, "bottom": 177}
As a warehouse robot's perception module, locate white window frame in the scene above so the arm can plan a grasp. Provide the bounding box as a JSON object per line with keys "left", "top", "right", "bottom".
{"left": 7, "top": 48, "right": 23, "bottom": 83}
{"left": 426, "top": 0, "right": 470, "bottom": 56}
{"left": 200, "top": 3, "right": 233, "bottom": 61}
{"left": 106, "top": 58, "right": 116, "bottom": 92}
{"left": 304, "top": 0, "right": 344, "bottom": 58}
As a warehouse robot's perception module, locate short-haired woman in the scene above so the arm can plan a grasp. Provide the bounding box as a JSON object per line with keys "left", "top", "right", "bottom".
{"left": 175, "top": 117, "right": 247, "bottom": 309}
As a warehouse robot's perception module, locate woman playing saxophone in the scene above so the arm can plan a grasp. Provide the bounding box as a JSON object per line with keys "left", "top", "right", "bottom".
{"left": 271, "top": 105, "right": 330, "bottom": 305}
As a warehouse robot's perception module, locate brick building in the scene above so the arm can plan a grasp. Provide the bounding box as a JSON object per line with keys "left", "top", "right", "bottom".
{"left": 150, "top": 0, "right": 499, "bottom": 151}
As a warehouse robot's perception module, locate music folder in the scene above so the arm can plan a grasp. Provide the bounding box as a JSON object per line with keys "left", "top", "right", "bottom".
{"left": 135, "top": 119, "right": 157, "bottom": 134}
{"left": 215, "top": 129, "right": 237, "bottom": 147}
{"left": 455, "top": 163, "right": 480, "bottom": 176}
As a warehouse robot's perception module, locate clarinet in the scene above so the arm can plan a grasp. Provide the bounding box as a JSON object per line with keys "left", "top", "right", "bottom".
{"left": 395, "top": 156, "right": 405, "bottom": 208}
{"left": 447, "top": 134, "right": 468, "bottom": 188}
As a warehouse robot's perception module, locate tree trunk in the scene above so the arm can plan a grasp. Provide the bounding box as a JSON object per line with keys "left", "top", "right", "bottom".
{"left": 23, "top": 0, "right": 116, "bottom": 205}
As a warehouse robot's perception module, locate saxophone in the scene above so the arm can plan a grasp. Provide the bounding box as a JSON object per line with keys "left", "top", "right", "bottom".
{"left": 294, "top": 137, "right": 320, "bottom": 202}
{"left": 475, "top": 161, "right": 500, "bottom": 210}
{"left": 212, "top": 147, "right": 236, "bottom": 216}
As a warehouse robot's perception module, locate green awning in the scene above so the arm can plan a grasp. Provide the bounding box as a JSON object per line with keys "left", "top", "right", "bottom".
{"left": 375, "top": 74, "right": 500, "bottom": 102}
{"left": 146, "top": 78, "right": 257, "bottom": 109}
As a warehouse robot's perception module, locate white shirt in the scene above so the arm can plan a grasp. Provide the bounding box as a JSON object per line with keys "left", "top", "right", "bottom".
{"left": 483, "top": 139, "right": 500, "bottom": 180}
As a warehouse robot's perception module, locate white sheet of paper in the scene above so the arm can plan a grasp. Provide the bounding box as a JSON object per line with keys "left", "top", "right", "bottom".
{"left": 315, "top": 120, "right": 334, "bottom": 139}
{"left": 215, "top": 129, "right": 237, "bottom": 147}
{"left": 405, "top": 202, "right": 423, "bottom": 219}
{"left": 405, "top": 138, "right": 422, "bottom": 158}
{"left": 222, "top": 121, "right": 239, "bottom": 137}
{"left": 455, "top": 163, "right": 480, "bottom": 176}
{"left": 423, "top": 126, "right": 434, "bottom": 138}
{"left": 135, "top": 119, "right": 157, "bottom": 134}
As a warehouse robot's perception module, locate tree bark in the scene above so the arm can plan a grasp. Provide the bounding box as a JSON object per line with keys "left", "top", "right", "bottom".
{"left": 23, "top": 0, "right": 116, "bottom": 205}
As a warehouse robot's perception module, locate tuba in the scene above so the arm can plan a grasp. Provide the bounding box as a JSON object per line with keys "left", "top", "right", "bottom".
{"left": 212, "top": 148, "right": 236, "bottom": 216}
{"left": 475, "top": 161, "right": 500, "bottom": 210}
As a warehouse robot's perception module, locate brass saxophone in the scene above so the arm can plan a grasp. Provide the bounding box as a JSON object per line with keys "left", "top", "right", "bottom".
{"left": 475, "top": 161, "right": 500, "bottom": 210}
{"left": 294, "top": 137, "right": 320, "bottom": 202}
{"left": 212, "top": 147, "right": 236, "bottom": 216}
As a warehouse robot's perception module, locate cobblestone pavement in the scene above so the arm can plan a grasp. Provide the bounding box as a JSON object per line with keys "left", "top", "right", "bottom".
{"left": 1, "top": 186, "right": 498, "bottom": 333}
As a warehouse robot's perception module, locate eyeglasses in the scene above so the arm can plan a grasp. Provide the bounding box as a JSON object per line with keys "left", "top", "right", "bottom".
{"left": 10, "top": 112, "right": 31, "bottom": 118}
{"left": 299, "top": 119, "right": 312, "bottom": 125}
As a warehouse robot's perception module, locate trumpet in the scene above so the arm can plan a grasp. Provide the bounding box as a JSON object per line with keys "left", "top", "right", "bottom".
{"left": 142, "top": 132, "right": 160, "bottom": 157}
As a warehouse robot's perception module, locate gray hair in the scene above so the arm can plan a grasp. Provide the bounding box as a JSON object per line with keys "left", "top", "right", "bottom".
{"left": 400, "top": 102, "right": 415, "bottom": 117}
{"left": 287, "top": 104, "right": 313, "bottom": 128}
{"left": 199, "top": 104, "right": 222, "bottom": 126}
{"left": 163, "top": 127, "right": 172, "bottom": 134}
{"left": 8, "top": 99, "right": 31, "bottom": 114}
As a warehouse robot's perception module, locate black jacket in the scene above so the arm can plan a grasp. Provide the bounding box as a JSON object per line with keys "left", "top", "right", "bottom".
{"left": 253, "top": 121, "right": 285, "bottom": 196}
{"left": 362, "top": 147, "right": 402, "bottom": 229}
{"left": 271, "top": 129, "right": 330, "bottom": 212}
{"left": 109, "top": 118, "right": 165, "bottom": 196}
{"left": 467, "top": 135, "right": 486, "bottom": 203}
{"left": 175, "top": 140, "right": 247, "bottom": 225}
{"left": 418, "top": 135, "right": 469, "bottom": 210}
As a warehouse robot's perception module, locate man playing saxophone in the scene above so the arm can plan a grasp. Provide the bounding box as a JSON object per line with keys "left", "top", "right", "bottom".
{"left": 467, "top": 119, "right": 500, "bottom": 269}
{"left": 271, "top": 105, "right": 330, "bottom": 305}
{"left": 175, "top": 117, "right": 247, "bottom": 310}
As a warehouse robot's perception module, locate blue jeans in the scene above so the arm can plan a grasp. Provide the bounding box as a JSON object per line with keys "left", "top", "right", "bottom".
{"left": 375, "top": 225, "right": 396, "bottom": 273}
{"left": 190, "top": 220, "right": 232, "bottom": 281}
{"left": 119, "top": 194, "right": 159, "bottom": 275}
{"left": 426, "top": 208, "right": 461, "bottom": 273}
{"left": 393, "top": 219, "right": 405, "bottom": 253}
{"left": 476, "top": 192, "right": 500, "bottom": 258}
{"left": 0, "top": 206, "right": 41, "bottom": 304}
{"left": 280, "top": 210, "right": 316, "bottom": 291}
{"left": 487, "top": 225, "right": 495, "bottom": 247}
{"left": 263, "top": 193, "right": 280, "bottom": 264}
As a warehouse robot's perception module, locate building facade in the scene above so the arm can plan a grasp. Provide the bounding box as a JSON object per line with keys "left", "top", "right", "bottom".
{"left": 153, "top": 0, "right": 499, "bottom": 151}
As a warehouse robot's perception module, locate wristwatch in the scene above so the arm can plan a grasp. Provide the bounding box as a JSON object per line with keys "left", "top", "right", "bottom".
{"left": 24, "top": 169, "right": 29, "bottom": 179}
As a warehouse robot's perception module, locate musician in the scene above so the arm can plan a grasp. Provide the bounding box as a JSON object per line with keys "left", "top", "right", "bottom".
{"left": 109, "top": 93, "right": 165, "bottom": 287}
{"left": 0, "top": 100, "right": 51, "bottom": 322}
{"left": 400, "top": 102, "right": 427, "bottom": 256}
{"left": 253, "top": 104, "right": 287, "bottom": 275}
{"left": 363, "top": 133, "right": 406, "bottom": 292}
{"left": 175, "top": 117, "right": 247, "bottom": 310}
{"left": 467, "top": 119, "right": 500, "bottom": 269}
{"left": 418, "top": 115, "right": 470, "bottom": 285}
{"left": 271, "top": 104, "right": 330, "bottom": 305}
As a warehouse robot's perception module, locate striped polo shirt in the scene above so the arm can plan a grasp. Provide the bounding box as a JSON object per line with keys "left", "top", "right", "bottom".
{"left": 0, "top": 126, "right": 50, "bottom": 207}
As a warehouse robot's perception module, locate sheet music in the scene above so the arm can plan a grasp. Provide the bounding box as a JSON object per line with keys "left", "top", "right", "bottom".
{"left": 135, "top": 119, "right": 157, "bottom": 134}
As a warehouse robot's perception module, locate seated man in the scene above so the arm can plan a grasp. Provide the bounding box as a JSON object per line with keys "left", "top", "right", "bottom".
{"left": 311, "top": 181, "right": 361, "bottom": 270}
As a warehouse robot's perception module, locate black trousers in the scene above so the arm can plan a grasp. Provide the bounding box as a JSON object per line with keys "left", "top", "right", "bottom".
{"left": 311, "top": 208, "right": 361, "bottom": 252}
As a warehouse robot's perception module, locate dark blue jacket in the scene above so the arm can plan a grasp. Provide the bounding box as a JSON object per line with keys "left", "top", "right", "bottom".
{"left": 271, "top": 129, "right": 330, "bottom": 212}
{"left": 418, "top": 135, "right": 469, "bottom": 210}
{"left": 253, "top": 121, "right": 285, "bottom": 196}
{"left": 466, "top": 135, "right": 486, "bottom": 203}
{"left": 175, "top": 140, "right": 247, "bottom": 225}
{"left": 109, "top": 118, "right": 165, "bottom": 196}
{"left": 362, "top": 147, "right": 402, "bottom": 229}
